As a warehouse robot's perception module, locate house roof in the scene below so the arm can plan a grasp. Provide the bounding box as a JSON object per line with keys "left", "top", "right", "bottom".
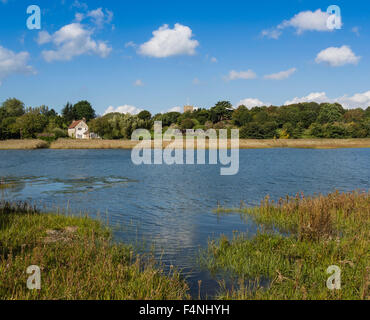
{"left": 68, "top": 120, "right": 86, "bottom": 129}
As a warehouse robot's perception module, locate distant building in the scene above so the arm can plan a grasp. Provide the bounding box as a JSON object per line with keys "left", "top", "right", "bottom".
{"left": 68, "top": 119, "right": 92, "bottom": 139}
{"left": 184, "top": 105, "right": 194, "bottom": 113}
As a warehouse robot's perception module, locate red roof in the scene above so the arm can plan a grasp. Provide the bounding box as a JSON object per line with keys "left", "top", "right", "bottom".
{"left": 68, "top": 120, "right": 83, "bottom": 129}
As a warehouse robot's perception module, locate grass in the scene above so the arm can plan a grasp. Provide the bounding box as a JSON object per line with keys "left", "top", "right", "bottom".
{"left": 0, "top": 202, "right": 189, "bottom": 300}
{"left": 0, "top": 139, "right": 48, "bottom": 150}
{"left": 1, "top": 138, "right": 369, "bottom": 150}
{"left": 204, "top": 191, "right": 370, "bottom": 300}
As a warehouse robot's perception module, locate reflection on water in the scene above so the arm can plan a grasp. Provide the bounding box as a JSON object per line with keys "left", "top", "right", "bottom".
{"left": 0, "top": 148, "right": 369, "bottom": 298}
{"left": 2, "top": 176, "right": 138, "bottom": 195}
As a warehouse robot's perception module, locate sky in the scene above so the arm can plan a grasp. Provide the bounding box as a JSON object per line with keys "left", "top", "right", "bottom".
{"left": 0, "top": 0, "right": 369, "bottom": 115}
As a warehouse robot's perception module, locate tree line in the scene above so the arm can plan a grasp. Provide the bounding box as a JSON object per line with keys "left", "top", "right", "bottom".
{"left": 1, "top": 98, "right": 369, "bottom": 141}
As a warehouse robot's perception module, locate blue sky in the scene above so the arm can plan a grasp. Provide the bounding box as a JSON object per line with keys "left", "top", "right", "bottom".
{"left": 0, "top": 0, "right": 369, "bottom": 115}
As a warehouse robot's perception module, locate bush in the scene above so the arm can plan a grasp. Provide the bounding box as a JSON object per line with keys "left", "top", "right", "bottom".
{"left": 180, "top": 118, "right": 195, "bottom": 130}
{"left": 52, "top": 128, "right": 68, "bottom": 139}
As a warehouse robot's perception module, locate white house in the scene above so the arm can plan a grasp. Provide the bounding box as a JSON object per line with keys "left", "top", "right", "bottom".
{"left": 68, "top": 119, "right": 90, "bottom": 139}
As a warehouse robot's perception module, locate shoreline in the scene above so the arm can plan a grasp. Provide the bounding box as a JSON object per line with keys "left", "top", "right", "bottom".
{"left": 0, "top": 138, "right": 370, "bottom": 150}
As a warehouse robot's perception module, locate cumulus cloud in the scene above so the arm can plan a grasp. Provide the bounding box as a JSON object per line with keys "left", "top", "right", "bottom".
{"left": 336, "top": 91, "right": 370, "bottom": 109}
{"left": 236, "top": 98, "right": 266, "bottom": 109}
{"left": 85, "top": 8, "right": 113, "bottom": 28}
{"left": 0, "top": 46, "right": 35, "bottom": 85}
{"left": 167, "top": 106, "right": 181, "bottom": 113}
{"left": 262, "top": 9, "right": 341, "bottom": 39}
{"left": 37, "top": 31, "right": 52, "bottom": 44}
{"left": 138, "top": 23, "right": 199, "bottom": 58}
{"left": 225, "top": 70, "right": 257, "bottom": 81}
{"left": 264, "top": 68, "right": 297, "bottom": 80}
{"left": 104, "top": 105, "right": 142, "bottom": 115}
{"left": 38, "top": 23, "right": 112, "bottom": 62}
{"left": 315, "top": 45, "right": 360, "bottom": 67}
{"left": 284, "top": 91, "right": 370, "bottom": 109}
{"left": 285, "top": 92, "right": 329, "bottom": 105}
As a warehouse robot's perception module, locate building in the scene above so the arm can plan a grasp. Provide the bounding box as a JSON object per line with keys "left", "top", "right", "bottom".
{"left": 184, "top": 105, "right": 194, "bottom": 113}
{"left": 68, "top": 119, "right": 90, "bottom": 139}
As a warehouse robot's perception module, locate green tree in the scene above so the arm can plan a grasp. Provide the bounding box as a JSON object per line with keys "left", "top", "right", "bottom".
{"left": 155, "top": 112, "right": 181, "bottom": 127}
{"left": 180, "top": 118, "right": 195, "bottom": 130}
{"left": 1, "top": 98, "right": 25, "bottom": 117}
{"left": 210, "top": 101, "right": 233, "bottom": 123}
{"left": 0, "top": 117, "right": 19, "bottom": 140}
{"left": 138, "top": 110, "right": 152, "bottom": 121}
{"left": 343, "top": 108, "right": 365, "bottom": 123}
{"left": 308, "top": 123, "right": 325, "bottom": 138}
{"left": 15, "top": 109, "right": 48, "bottom": 138}
{"left": 61, "top": 102, "right": 76, "bottom": 124}
{"left": 72, "top": 101, "right": 96, "bottom": 122}
{"left": 193, "top": 109, "right": 210, "bottom": 125}
{"left": 317, "top": 103, "right": 344, "bottom": 124}
{"left": 232, "top": 105, "right": 251, "bottom": 127}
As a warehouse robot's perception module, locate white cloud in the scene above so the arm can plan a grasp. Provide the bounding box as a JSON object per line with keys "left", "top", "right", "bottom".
{"left": 125, "top": 41, "right": 137, "bottom": 48}
{"left": 86, "top": 8, "right": 113, "bottom": 28}
{"left": 37, "top": 31, "right": 52, "bottom": 44}
{"left": 74, "top": 7, "right": 113, "bottom": 27}
{"left": 138, "top": 23, "right": 199, "bottom": 58}
{"left": 261, "top": 29, "right": 282, "bottom": 40}
{"left": 38, "top": 23, "right": 112, "bottom": 62}
{"left": 104, "top": 105, "right": 142, "bottom": 115}
{"left": 226, "top": 70, "right": 257, "bottom": 81}
{"left": 133, "top": 79, "right": 144, "bottom": 87}
{"left": 236, "top": 98, "right": 266, "bottom": 109}
{"left": 167, "top": 106, "right": 181, "bottom": 113}
{"left": 337, "top": 91, "right": 370, "bottom": 109}
{"left": 285, "top": 92, "right": 329, "bottom": 105}
{"left": 71, "top": 1, "right": 88, "bottom": 10}
{"left": 210, "top": 57, "right": 217, "bottom": 63}
{"left": 262, "top": 9, "right": 342, "bottom": 39}
{"left": 75, "top": 13, "right": 84, "bottom": 22}
{"left": 0, "top": 46, "right": 35, "bottom": 85}
{"left": 315, "top": 45, "right": 360, "bottom": 67}
{"left": 279, "top": 9, "right": 338, "bottom": 34}
{"left": 264, "top": 68, "right": 297, "bottom": 80}
{"left": 285, "top": 91, "right": 370, "bottom": 109}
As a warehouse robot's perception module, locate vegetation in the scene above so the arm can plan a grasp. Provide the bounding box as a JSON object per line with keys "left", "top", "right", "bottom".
{"left": 1, "top": 97, "right": 370, "bottom": 141}
{"left": 0, "top": 202, "right": 189, "bottom": 300}
{"left": 203, "top": 191, "right": 370, "bottom": 300}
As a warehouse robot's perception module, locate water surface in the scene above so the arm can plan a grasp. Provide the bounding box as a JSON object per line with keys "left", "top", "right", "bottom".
{"left": 1, "top": 148, "right": 369, "bottom": 297}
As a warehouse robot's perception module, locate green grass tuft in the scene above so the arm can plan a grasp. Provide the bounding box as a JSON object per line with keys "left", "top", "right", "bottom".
{"left": 205, "top": 191, "right": 370, "bottom": 300}
{"left": 0, "top": 202, "right": 189, "bottom": 300}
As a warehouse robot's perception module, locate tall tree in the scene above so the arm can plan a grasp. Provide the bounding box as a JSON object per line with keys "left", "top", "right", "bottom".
{"left": 1, "top": 98, "right": 25, "bottom": 117}
{"left": 210, "top": 101, "right": 233, "bottom": 123}
{"left": 61, "top": 102, "right": 75, "bottom": 124}
{"left": 72, "top": 100, "right": 96, "bottom": 122}
{"left": 138, "top": 110, "right": 152, "bottom": 121}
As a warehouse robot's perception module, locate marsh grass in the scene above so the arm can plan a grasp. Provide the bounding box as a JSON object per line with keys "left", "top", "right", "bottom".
{"left": 206, "top": 191, "right": 370, "bottom": 300}
{"left": 1, "top": 138, "right": 369, "bottom": 150}
{"left": 0, "top": 140, "right": 48, "bottom": 150}
{"left": 0, "top": 202, "right": 189, "bottom": 300}
{"left": 50, "top": 138, "right": 370, "bottom": 150}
